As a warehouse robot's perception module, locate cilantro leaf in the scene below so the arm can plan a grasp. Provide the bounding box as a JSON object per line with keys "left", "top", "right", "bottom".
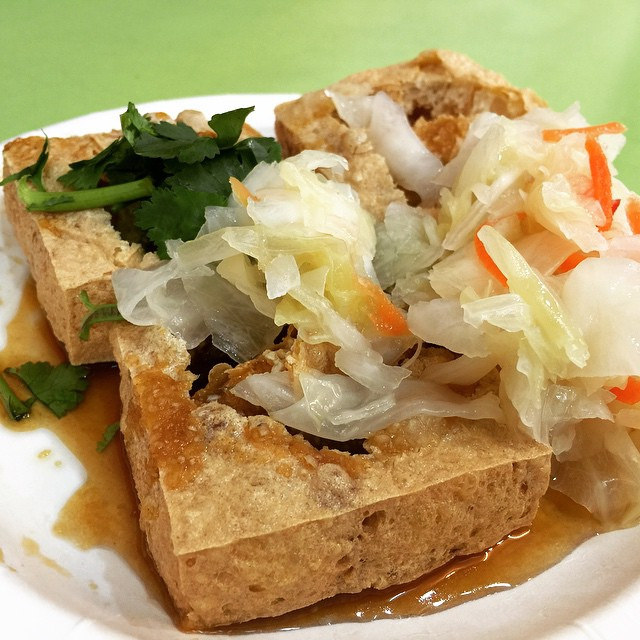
{"left": 59, "top": 105, "right": 161, "bottom": 190}
{"left": 236, "top": 136, "right": 282, "bottom": 164}
{"left": 209, "top": 107, "right": 254, "bottom": 148}
{"left": 164, "top": 162, "right": 231, "bottom": 194}
{"left": 5, "top": 362, "right": 89, "bottom": 418}
{"left": 78, "top": 290, "right": 124, "bottom": 340}
{"left": 58, "top": 138, "right": 137, "bottom": 190}
{"left": 0, "top": 374, "right": 34, "bottom": 421}
{"left": 133, "top": 122, "right": 220, "bottom": 163}
{"left": 97, "top": 422, "right": 120, "bottom": 452}
{"left": 120, "top": 102, "right": 155, "bottom": 146}
{"left": 135, "top": 187, "right": 226, "bottom": 258}
{"left": 1, "top": 136, "right": 49, "bottom": 190}
{"left": 15, "top": 103, "right": 282, "bottom": 262}
{"left": 165, "top": 137, "right": 281, "bottom": 195}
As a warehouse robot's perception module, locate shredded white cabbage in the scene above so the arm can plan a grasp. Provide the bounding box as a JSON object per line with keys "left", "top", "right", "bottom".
{"left": 113, "top": 98, "right": 640, "bottom": 526}
{"left": 562, "top": 257, "right": 640, "bottom": 378}
{"left": 373, "top": 202, "right": 443, "bottom": 305}
{"left": 328, "top": 91, "right": 443, "bottom": 200}
{"left": 552, "top": 421, "right": 640, "bottom": 526}
{"left": 408, "top": 298, "right": 491, "bottom": 358}
{"left": 232, "top": 370, "right": 502, "bottom": 442}
{"left": 477, "top": 225, "right": 589, "bottom": 373}
{"left": 402, "top": 103, "right": 640, "bottom": 525}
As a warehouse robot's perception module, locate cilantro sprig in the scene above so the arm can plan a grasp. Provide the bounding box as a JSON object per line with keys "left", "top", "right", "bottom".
{"left": 0, "top": 360, "right": 116, "bottom": 452}
{"left": 78, "top": 290, "right": 124, "bottom": 341}
{"left": 3, "top": 103, "right": 281, "bottom": 259}
{"left": 0, "top": 362, "right": 89, "bottom": 420}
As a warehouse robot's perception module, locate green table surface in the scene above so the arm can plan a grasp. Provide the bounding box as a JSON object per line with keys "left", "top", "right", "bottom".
{"left": 1, "top": 0, "right": 638, "bottom": 189}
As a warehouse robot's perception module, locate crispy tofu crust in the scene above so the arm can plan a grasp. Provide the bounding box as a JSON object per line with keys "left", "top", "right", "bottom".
{"left": 275, "top": 49, "right": 545, "bottom": 218}
{"left": 2, "top": 133, "right": 156, "bottom": 363}
{"left": 112, "top": 324, "right": 551, "bottom": 629}
{"left": 1, "top": 122, "right": 261, "bottom": 364}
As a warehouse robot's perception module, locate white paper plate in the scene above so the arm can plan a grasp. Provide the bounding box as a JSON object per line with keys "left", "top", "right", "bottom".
{"left": 1, "top": 96, "right": 640, "bottom": 640}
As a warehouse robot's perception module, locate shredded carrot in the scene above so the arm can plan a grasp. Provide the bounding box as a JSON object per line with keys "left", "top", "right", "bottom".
{"left": 543, "top": 123, "right": 622, "bottom": 231}
{"left": 554, "top": 250, "right": 591, "bottom": 275}
{"left": 542, "top": 121, "right": 626, "bottom": 143}
{"left": 584, "top": 136, "right": 614, "bottom": 231}
{"left": 229, "top": 177, "right": 259, "bottom": 207}
{"left": 474, "top": 224, "right": 507, "bottom": 287}
{"left": 359, "top": 278, "right": 409, "bottom": 336}
{"left": 611, "top": 377, "right": 640, "bottom": 404}
{"left": 626, "top": 198, "right": 640, "bottom": 235}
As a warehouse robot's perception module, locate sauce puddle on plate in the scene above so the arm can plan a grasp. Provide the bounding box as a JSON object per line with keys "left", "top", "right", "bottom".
{"left": 1, "top": 280, "right": 602, "bottom": 632}
{"left": 21, "top": 536, "right": 71, "bottom": 576}
{"left": 228, "top": 490, "right": 598, "bottom": 632}
{"left": 0, "top": 280, "right": 169, "bottom": 607}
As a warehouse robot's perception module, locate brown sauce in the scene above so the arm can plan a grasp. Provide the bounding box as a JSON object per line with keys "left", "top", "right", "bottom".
{"left": 1, "top": 280, "right": 602, "bottom": 632}
{"left": 0, "top": 280, "right": 169, "bottom": 607}
{"left": 227, "top": 490, "right": 599, "bottom": 633}
{"left": 21, "top": 536, "right": 71, "bottom": 577}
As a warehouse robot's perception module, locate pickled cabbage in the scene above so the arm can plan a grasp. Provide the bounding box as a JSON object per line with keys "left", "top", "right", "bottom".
{"left": 404, "top": 103, "right": 640, "bottom": 524}
{"left": 112, "top": 99, "right": 640, "bottom": 526}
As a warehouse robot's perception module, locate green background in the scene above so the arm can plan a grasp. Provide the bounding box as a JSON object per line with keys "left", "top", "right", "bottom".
{"left": 1, "top": 0, "right": 638, "bottom": 188}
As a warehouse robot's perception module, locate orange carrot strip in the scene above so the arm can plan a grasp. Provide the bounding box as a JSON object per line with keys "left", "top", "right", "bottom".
{"left": 554, "top": 250, "right": 591, "bottom": 275}
{"left": 359, "top": 278, "right": 409, "bottom": 336}
{"left": 542, "top": 121, "right": 627, "bottom": 143}
{"left": 611, "top": 377, "right": 640, "bottom": 404}
{"left": 474, "top": 224, "right": 507, "bottom": 287}
{"left": 585, "top": 136, "right": 613, "bottom": 231}
{"left": 627, "top": 198, "right": 640, "bottom": 235}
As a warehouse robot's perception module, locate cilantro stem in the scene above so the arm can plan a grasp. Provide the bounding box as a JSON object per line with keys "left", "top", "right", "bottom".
{"left": 0, "top": 374, "right": 32, "bottom": 421}
{"left": 18, "top": 176, "right": 154, "bottom": 212}
{"left": 97, "top": 422, "right": 121, "bottom": 452}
